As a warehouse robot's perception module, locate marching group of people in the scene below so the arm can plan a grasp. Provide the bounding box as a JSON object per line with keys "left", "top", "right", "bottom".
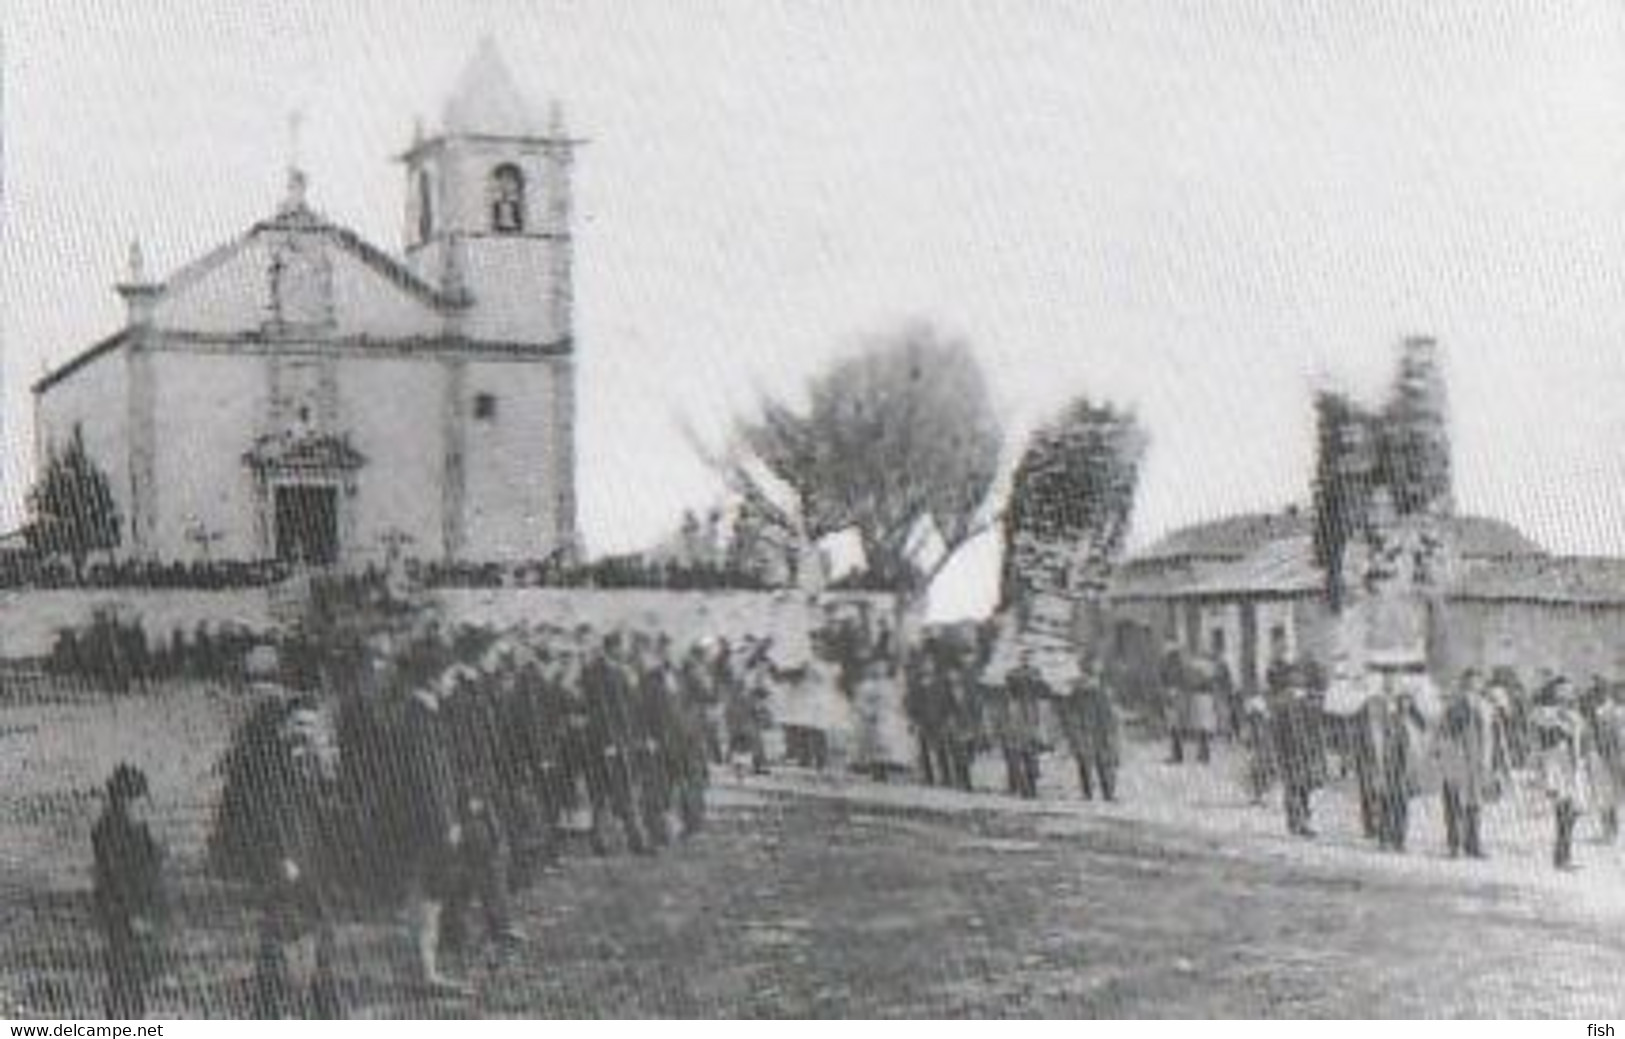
{"left": 85, "top": 606, "right": 1625, "bottom": 1019}
{"left": 1152, "top": 637, "right": 1625, "bottom": 870}
{"left": 903, "top": 625, "right": 1625, "bottom": 878}
{"left": 91, "top": 617, "right": 791, "bottom": 1019}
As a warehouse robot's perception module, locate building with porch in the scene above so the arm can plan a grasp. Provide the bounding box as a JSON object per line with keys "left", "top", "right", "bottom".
{"left": 31, "top": 40, "right": 578, "bottom": 570}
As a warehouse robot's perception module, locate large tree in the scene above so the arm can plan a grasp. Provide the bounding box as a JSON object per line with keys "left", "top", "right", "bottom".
{"left": 26, "top": 425, "right": 122, "bottom": 581}
{"left": 703, "top": 320, "right": 1004, "bottom": 601}
{"left": 1001, "top": 398, "right": 1146, "bottom": 611}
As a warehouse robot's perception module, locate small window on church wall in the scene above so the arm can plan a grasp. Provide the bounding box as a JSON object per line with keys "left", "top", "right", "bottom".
{"left": 490, "top": 164, "right": 525, "bottom": 233}
{"left": 474, "top": 392, "right": 498, "bottom": 421}
{"left": 417, "top": 171, "right": 434, "bottom": 243}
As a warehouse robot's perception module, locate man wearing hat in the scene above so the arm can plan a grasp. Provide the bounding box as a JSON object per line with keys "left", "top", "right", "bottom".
{"left": 399, "top": 672, "right": 473, "bottom": 998}
{"left": 250, "top": 696, "right": 345, "bottom": 1018}
{"left": 510, "top": 647, "right": 568, "bottom": 872}
{"left": 631, "top": 638, "right": 677, "bottom": 849}
{"left": 1267, "top": 653, "right": 1324, "bottom": 838}
{"left": 437, "top": 663, "right": 523, "bottom": 963}
{"left": 92, "top": 763, "right": 168, "bottom": 1019}
{"left": 1434, "top": 669, "right": 1495, "bottom": 859}
{"left": 1058, "top": 652, "right": 1121, "bottom": 802}
{"left": 1594, "top": 681, "right": 1625, "bottom": 844}
{"left": 581, "top": 633, "right": 649, "bottom": 854}
{"left": 671, "top": 640, "right": 716, "bottom": 835}
{"left": 1535, "top": 677, "right": 1588, "bottom": 870}
{"left": 1160, "top": 642, "right": 1191, "bottom": 765}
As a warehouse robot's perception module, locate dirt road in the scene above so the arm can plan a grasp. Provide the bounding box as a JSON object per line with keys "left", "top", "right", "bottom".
{"left": 3, "top": 688, "right": 1623, "bottom": 1018}
{"left": 6, "top": 775, "right": 1624, "bottom": 1018}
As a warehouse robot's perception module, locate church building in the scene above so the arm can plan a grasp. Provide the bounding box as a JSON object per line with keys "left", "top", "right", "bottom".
{"left": 31, "top": 41, "right": 578, "bottom": 569}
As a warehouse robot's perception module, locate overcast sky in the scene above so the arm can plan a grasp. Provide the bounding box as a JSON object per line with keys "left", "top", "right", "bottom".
{"left": 6, "top": 1, "right": 1625, "bottom": 616}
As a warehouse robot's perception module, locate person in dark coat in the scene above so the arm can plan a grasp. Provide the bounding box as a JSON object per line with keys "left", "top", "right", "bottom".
{"left": 491, "top": 645, "right": 555, "bottom": 882}
{"left": 940, "top": 647, "right": 980, "bottom": 791}
{"left": 1267, "top": 657, "right": 1320, "bottom": 838}
{"left": 632, "top": 641, "right": 677, "bottom": 849}
{"left": 905, "top": 648, "right": 950, "bottom": 787}
{"left": 249, "top": 697, "right": 345, "bottom": 1018}
{"left": 438, "top": 663, "right": 523, "bottom": 963}
{"left": 518, "top": 649, "right": 573, "bottom": 867}
{"left": 1434, "top": 670, "right": 1495, "bottom": 859}
{"left": 1058, "top": 655, "right": 1121, "bottom": 802}
{"left": 1595, "top": 683, "right": 1625, "bottom": 844}
{"left": 582, "top": 635, "right": 649, "bottom": 854}
{"left": 671, "top": 643, "right": 715, "bottom": 836}
{"left": 1369, "top": 673, "right": 1425, "bottom": 852}
{"left": 1535, "top": 678, "right": 1588, "bottom": 871}
{"left": 398, "top": 677, "right": 473, "bottom": 997}
{"left": 92, "top": 763, "right": 167, "bottom": 1019}
{"left": 1349, "top": 681, "right": 1383, "bottom": 841}
{"left": 1161, "top": 644, "right": 1189, "bottom": 764}
{"left": 999, "top": 654, "right": 1048, "bottom": 799}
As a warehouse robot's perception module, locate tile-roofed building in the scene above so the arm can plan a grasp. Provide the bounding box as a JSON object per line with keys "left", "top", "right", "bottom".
{"left": 1106, "top": 508, "right": 1625, "bottom": 694}
{"left": 1132, "top": 509, "right": 1312, "bottom": 563}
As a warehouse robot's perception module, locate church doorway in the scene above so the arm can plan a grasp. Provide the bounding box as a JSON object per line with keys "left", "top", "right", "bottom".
{"left": 274, "top": 484, "right": 339, "bottom": 566}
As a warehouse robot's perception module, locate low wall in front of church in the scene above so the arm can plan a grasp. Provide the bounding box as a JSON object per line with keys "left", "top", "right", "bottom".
{"left": 0, "top": 588, "right": 275, "bottom": 660}
{"left": 0, "top": 585, "right": 894, "bottom": 663}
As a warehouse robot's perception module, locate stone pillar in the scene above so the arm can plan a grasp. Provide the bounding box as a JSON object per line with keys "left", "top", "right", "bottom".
{"left": 543, "top": 104, "right": 580, "bottom": 564}
{"left": 552, "top": 355, "right": 578, "bottom": 560}
{"left": 542, "top": 101, "right": 575, "bottom": 349}
{"left": 118, "top": 256, "right": 161, "bottom": 562}
{"left": 125, "top": 343, "right": 157, "bottom": 561}
{"left": 441, "top": 356, "right": 468, "bottom": 561}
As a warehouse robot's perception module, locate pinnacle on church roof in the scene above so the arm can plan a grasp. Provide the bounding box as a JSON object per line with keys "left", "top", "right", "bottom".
{"left": 126, "top": 239, "right": 146, "bottom": 284}
{"left": 441, "top": 35, "right": 542, "bottom": 137}
{"left": 279, "top": 167, "right": 311, "bottom": 216}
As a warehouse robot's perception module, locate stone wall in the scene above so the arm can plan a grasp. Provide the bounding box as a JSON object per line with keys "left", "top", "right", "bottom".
{"left": 1438, "top": 599, "right": 1625, "bottom": 682}
{"left": 0, "top": 588, "right": 273, "bottom": 660}
{"left": 0, "top": 585, "right": 893, "bottom": 663}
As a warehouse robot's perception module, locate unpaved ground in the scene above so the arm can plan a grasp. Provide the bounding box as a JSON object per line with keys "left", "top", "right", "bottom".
{"left": 2, "top": 688, "right": 1623, "bottom": 1018}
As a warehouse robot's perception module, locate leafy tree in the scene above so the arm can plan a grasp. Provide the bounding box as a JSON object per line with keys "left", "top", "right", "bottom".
{"left": 1001, "top": 398, "right": 1146, "bottom": 610}
{"left": 26, "top": 425, "right": 121, "bottom": 581}
{"left": 697, "top": 320, "right": 1004, "bottom": 602}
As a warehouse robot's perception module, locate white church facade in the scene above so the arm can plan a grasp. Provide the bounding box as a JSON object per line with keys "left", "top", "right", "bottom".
{"left": 32, "top": 42, "right": 578, "bottom": 569}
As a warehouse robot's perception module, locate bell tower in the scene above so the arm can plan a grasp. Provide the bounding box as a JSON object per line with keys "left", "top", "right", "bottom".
{"left": 398, "top": 37, "right": 581, "bottom": 563}
{"left": 401, "top": 37, "right": 576, "bottom": 348}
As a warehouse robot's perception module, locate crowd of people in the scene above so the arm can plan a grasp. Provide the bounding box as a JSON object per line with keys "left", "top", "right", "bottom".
{"left": 83, "top": 603, "right": 1625, "bottom": 1019}
{"left": 902, "top": 626, "right": 1625, "bottom": 877}
{"left": 1101, "top": 636, "right": 1625, "bottom": 871}
{"left": 94, "top": 617, "right": 797, "bottom": 1019}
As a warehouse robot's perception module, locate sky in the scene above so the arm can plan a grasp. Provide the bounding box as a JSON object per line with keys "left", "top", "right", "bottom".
{"left": 7, "top": 0, "right": 1625, "bottom": 618}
